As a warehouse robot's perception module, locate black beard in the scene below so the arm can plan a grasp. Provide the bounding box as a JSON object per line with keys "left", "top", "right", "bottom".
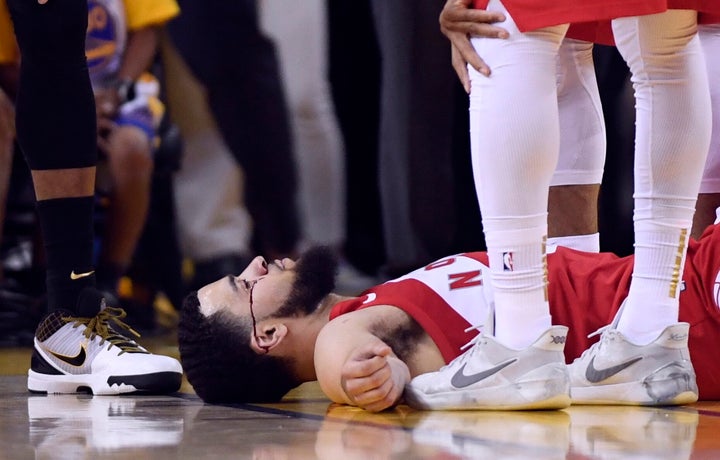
{"left": 275, "top": 246, "right": 338, "bottom": 317}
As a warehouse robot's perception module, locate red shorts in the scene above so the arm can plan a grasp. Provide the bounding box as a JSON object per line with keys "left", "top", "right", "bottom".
{"left": 473, "top": 0, "right": 668, "bottom": 31}
{"left": 569, "top": 11, "right": 720, "bottom": 46}
{"left": 473, "top": 0, "right": 720, "bottom": 44}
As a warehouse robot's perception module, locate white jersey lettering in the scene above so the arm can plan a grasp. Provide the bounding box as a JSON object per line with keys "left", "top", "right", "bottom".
{"left": 388, "top": 255, "right": 494, "bottom": 327}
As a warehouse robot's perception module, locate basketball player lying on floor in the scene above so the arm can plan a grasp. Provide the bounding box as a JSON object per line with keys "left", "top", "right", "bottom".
{"left": 178, "top": 218, "right": 720, "bottom": 412}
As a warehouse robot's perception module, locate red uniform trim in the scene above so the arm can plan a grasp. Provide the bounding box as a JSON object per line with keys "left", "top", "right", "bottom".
{"left": 330, "top": 280, "right": 476, "bottom": 363}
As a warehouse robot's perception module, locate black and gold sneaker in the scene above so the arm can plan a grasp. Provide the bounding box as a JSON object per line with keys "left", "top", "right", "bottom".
{"left": 28, "top": 288, "right": 182, "bottom": 395}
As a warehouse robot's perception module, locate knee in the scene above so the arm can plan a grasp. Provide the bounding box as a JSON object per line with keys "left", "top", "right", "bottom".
{"left": 9, "top": 0, "right": 88, "bottom": 65}
{"left": 106, "top": 128, "right": 154, "bottom": 179}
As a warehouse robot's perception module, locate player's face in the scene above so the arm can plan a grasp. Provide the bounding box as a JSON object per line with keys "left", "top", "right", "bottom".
{"left": 197, "top": 256, "right": 297, "bottom": 320}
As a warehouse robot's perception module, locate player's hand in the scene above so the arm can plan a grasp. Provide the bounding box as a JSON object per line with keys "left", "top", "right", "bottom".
{"left": 340, "top": 341, "right": 410, "bottom": 412}
{"left": 38, "top": 0, "right": 48, "bottom": 4}
{"left": 95, "top": 88, "right": 120, "bottom": 119}
{"left": 439, "top": 0, "right": 508, "bottom": 88}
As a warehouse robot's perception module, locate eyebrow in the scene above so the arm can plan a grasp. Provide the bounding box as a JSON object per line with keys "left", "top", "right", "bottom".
{"left": 226, "top": 275, "right": 238, "bottom": 292}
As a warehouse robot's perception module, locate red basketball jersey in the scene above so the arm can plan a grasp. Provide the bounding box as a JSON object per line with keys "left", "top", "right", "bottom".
{"left": 330, "top": 254, "right": 493, "bottom": 363}
{"left": 329, "top": 225, "right": 720, "bottom": 399}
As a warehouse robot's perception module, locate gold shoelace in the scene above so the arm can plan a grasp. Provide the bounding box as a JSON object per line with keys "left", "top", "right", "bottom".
{"left": 63, "top": 305, "right": 145, "bottom": 354}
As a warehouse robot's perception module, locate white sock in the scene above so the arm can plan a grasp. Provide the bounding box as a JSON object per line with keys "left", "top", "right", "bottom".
{"left": 486, "top": 226, "right": 552, "bottom": 350}
{"left": 617, "top": 221, "right": 688, "bottom": 344}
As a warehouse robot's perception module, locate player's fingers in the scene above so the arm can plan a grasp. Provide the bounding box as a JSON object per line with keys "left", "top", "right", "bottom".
{"left": 373, "top": 343, "right": 392, "bottom": 357}
{"left": 342, "top": 356, "right": 387, "bottom": 379}
{"left": 449, "top": 33, "right": 491, "bottom": 77}
{"left": 348, "top": 341, "right": 391, "bottom": 363}
{"left": 343, "top": 361, "right": 392, "bottom": 396}
{"left": 451, "top": 45, "right": 471, "bottom": 92}
{"left": 441, "top": 4, "right": 506, "bottom": 26}
{"left": 360, "top": 380, "right": 404, "bottom": 412}
{"left": 442, "top": 19, "right": 509, "bottom": 39}
{"left": 353, "top": 378, "right": 395, "bottom": 412}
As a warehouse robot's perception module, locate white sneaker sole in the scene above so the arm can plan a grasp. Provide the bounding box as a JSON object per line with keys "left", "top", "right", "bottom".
{"left": 28, "top": 369, "right": 182, "bottom": 395}
{"left": 571, "top": 363, "right": 698, "bottom": 406}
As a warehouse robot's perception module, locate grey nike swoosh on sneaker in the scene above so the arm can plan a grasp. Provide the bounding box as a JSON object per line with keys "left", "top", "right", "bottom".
{"left": 585, "top": 356, "right": 643, "bottom": 383}
{"left": 450, "top": 358, "right": 518, "bottom": 388}
{"left": 48, "top": 346, "right": 87, "bottom": 367}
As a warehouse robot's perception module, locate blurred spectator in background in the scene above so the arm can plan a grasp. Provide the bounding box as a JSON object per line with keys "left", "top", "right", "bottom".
{"left": 327, "top": 0, "right": 386, "bottom": 278}
{"left": 370, "top": 0, "right": 484, "bottom": 278}
{"left": 259, "top": 0, "right": 377, "bottom": 293}
{"left": 88, "top": 0, "right": 180, "bottom": 300}
{"left": 167, "top": 0, "right": 301, "bottom": 279}
{"left": 160, "top": 34, "right": 254, "bottom": 292}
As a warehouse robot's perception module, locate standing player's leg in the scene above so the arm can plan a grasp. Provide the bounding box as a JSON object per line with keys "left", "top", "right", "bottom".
{"left": 9, "top": 0, "right": 96, "bottom": 311}
{"left": 548, "top": 39, "right": 606, "bottom": 253}
{"left": 467, "top": 3, "right": 566, "bottom": 352}
{"left": 570, "top": 10, "right": 710, "bottom": 405}
{"left": 405, "top": 0, "right": 571, "bottom": 411}
{"left": 7, "top": 0, "right": 182, "bottom": 395}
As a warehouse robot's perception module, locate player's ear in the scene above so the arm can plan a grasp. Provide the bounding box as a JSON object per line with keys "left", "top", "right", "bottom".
{"left": 250, "top": 323, "right": 288, "bottom": 354}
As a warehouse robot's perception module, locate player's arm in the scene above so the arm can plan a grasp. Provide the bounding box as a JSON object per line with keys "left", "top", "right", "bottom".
{"left": 315, "top": 316, "right": 411, "bottom": 412}
{"left": 94, "top": 26, "right": 161, "bottom": 124}
{"left": 118, "top": 27, "right": 160, "bottom": 83}
{"left": 439, "top": 0, "right": 508, "bottom": 88}
{"left": 119, "top": 0, "right": 179, "bottom": 82}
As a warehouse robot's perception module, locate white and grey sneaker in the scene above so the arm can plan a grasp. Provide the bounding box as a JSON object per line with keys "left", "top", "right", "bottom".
{"left": 404, "top": 324, "right": 571, "bottom": 411}
{"left": 28, "top": 289, "right": 183, "bottom": 395}
{"left": 568, "top": 321, "right": 698, "bottom": 406}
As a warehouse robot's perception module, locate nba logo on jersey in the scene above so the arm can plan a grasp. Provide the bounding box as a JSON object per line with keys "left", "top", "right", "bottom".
{"left": 502, "top": 252, "right": 514, "bottom": 271}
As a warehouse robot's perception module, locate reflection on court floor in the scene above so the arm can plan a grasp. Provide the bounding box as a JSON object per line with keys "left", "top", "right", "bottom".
{"left": 1, "top": 375, "right": 719, "bottom": 459}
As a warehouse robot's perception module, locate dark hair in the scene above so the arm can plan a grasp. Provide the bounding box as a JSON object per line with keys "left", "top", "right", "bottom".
{"left": 178, "top": 293, "right": 301, "bottom": 404}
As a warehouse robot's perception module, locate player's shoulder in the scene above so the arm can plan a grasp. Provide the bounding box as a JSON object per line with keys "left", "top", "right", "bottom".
{"left": 322, "top": 304, "right": 408, "bottom": 338}
{"left": 328, "top": 303, "right": 406, "bottom": 325}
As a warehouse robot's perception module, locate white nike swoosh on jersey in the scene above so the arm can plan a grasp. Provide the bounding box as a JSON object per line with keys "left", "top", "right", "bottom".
{"left": 362, "top": 293, "right": 377, "bottom": 304}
